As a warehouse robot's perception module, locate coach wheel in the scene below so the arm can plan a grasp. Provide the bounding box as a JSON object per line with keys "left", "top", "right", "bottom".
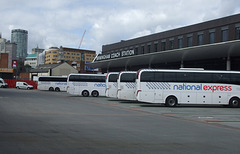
{"left": 165, "top": 96, "right": 178, "bottom": 107}
{"left": 229, "top": 97, "right": 240, "bottom": 108}
{"left": 55, "top": 87, "right": 60, "bottom": 92}
{"left": 49, "top": 87, "right": 54, "bottom": 91}
{"left": 92, "top": 90, "right": 99, "bottom": 97}
{"left": 82, "top": 90, "right": 89, "bottom": 97}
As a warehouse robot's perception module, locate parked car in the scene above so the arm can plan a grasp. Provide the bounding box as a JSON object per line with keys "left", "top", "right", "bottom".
{"left": 16, "top": 82, "right": 33, "bottom": 89}
{"left": 0, "top": 78, "right": 8, "bottom": 88}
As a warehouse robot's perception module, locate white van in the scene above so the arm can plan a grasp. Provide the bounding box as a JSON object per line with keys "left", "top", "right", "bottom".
{"left": 0, "top": 78, "right": 8, "bottom": 88}
{"left": 16, "top": 82, "right": 34, "bottom": 90}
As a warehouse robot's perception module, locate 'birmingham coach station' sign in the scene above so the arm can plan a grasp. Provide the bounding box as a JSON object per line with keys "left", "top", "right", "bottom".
{"left": 95, "top": 49, "right": 135, "bottom": 61}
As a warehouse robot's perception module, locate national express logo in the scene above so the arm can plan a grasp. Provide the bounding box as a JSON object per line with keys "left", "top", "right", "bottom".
{"left": 94, "top": 83, "right": 106, "bottom": 87}
{"left": 173, "top": 83, "right": 232, "bottom": 92}
{"left": 146, "top": 82, "right": 232, "bottom": 92}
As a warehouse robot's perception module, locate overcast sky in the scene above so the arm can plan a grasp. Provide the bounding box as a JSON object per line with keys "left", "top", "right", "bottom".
{"left": 1, "top": 0, "right": 240, "bottom": 54}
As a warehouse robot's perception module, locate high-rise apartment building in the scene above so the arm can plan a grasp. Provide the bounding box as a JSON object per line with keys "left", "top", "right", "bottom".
{"left": 11, "top": 29, "right": 28, "bottom": 59}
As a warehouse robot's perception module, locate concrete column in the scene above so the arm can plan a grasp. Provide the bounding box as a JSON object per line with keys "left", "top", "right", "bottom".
{"left": 180, "top": 60, "right": 184, "bottom": 68}
{"left": 148, "top": 63, "right": 151, "bottom": 69}
{"left": 226, "top": 57, "right": 231, "bottom": 71}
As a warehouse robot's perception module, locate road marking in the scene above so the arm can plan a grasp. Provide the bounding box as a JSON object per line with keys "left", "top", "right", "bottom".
{"left": 198, "top": 117, "right": 213, "bottom": 119}
{"left": 161, "top": 113, "right": 176, "bottom": 115}
{"left": 206, "top": 120, "right": 240, "bottom": 123}
{"left": 206, "top": 120, "right": 223, "bottom": 123}
{"left": 0, "top": 97, "right": 8, "bottom": 99}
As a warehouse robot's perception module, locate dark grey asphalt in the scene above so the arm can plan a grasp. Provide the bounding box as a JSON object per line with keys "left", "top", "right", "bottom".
{"left": 0, "top": 88, "right": 240, "bottom": 154}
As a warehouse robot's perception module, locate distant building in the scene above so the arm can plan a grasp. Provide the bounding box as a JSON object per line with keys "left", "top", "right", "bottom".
{"left": 24, "top": 53, "right": 37, "bottom": 68}
{"left": 32, "top": 46, "right": 44, "bottom": 55}
{"left": 0, "top": 33, "right": 17, "bottom": 69}
{"left": 0, "top": 34, "right": 6, "bottom": 52}
{"left": 31, "top": 46, "right": 44, "bottom": 66}
{"left": 44, "top": 46, "right": 96, "bottom": 72}
{"left": 5, "top": 41, "right": 17, "bottom": 68}
{"left": 11, "top": 29, "right": 28, "bottom": 59}
{"left": 30, "top": 62, "right": 78, "bottom": 79}
{"left": 45, "top": 47, "right": 96, "bottom": 64}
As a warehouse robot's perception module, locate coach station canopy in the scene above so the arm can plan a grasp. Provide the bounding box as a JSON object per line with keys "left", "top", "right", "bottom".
{"left": 87, "top": 40, "right": 240, "bottom": 70}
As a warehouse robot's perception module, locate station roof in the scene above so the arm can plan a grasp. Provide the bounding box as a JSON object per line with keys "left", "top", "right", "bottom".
{"left": 87, "top": 40, "right": 240, "bottom": 69}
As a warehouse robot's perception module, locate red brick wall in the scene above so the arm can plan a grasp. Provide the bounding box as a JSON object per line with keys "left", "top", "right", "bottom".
{"left": 0, "top": 53, "right": 8, "bottom": 68}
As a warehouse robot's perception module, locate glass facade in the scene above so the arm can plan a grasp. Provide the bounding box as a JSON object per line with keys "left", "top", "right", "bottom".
{"left": 11, "top": 29, "right": 28, "bottom": 59}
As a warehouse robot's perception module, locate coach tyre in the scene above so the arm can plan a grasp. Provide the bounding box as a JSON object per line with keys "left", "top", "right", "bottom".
{"left": 229, "top": 97, "right": 240, "bottom": 108}
{"left": 82, "top": 90, "right": 89, "bottom": 97}
{"left": 55, "top": 87, "right": 60, "bottom": 92}
{"left": 165, "top": 96, "right": 178, "bottom": 107}
{"left": 92, "top": 90, "right": 99, "bottom": 97}
{"left": 49, "top": 87, "right": 54, "bottom": 91}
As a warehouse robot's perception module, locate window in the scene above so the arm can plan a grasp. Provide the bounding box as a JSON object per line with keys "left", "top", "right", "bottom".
{"left": 198, "top": 34, "right": 203, "bottom": 45}
{"left": 141, "top": 46, "right": 145, "bottom": 54}
{"left": 235, "top": 25, "right": 240, "bottom": 39}
{"left": 147, "top": 44, "right": 151, "bottom": 53}
{"left": 209, "top": 29, "right": 215, "bottom": 44}
{"left": 221, "top": 27, "right": 228, "bottom": 42}
{"left": 161, "top": 40, "right": 166, "bottom": 51}
{"left": 141, "top": 72, "right": 155, "bottom": 82}
{"left": 231, "top": 73, "right": 240, "bottom": 85}
{"left": 135, "top": 47, "right": 138, "bottom": 55}
{"left": 39, "top": 77, "right": 67, "bottom": 82}
{"left": 187, "top": 35, "right": 193, "bottom": 47}
{"left": 120, "top": 73, "right": 136, "bottom": 82}
{"left": 178, "top": 37, "right": 183, "bottom": 48}
{"left": 222, "top": 30, "right": 228, "bottom": 42}
{"left": 69, "top": 75, "right": 105, "bottom": 82}
{"left": 169, "top": 39, "right": 174, "bottom": 50}
{"left": 154, "top": 43, "right": 158, "bottom": 52}
{"left": 109, "top": 74, "right": 118, "bottom": 82}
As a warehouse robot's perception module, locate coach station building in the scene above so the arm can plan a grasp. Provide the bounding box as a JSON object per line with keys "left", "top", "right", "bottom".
{"left": 87, "top": 14, "right": 240, "bottom": 73}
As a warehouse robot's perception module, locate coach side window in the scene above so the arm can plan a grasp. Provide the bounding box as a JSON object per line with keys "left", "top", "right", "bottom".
{"left": 140, "top": 72, "right": 155, "bottom": 82}
{"left": 194, "top": 73, "right": 212, "bottom": 83}
{"left": 177, "top": 73, "right": 195, "bottom": 82}
{"left": 109, "top": 74, "right": 118, "bottom": 82}
{"left": 230, "top": 74, "right": 240, "bottom": 85}
{"left": 121, "top": 73, "right": 136, "bottom": 82}
{"left": 162, "top": 72, "right": 177, "bottom": 82}
{"left": 212, "top": 73, "right": 230, "bottom": 84}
